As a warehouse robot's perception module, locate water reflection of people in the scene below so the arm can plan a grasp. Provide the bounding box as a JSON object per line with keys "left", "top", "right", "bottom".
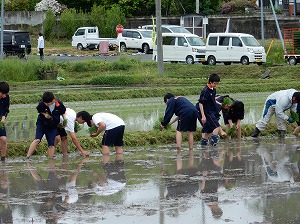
{"left": 0, "top": 164, "right": 12, "bottom": 223}
{"left": 256, "top": 141, "right": 294, "bottom": 182}
{"left": 223, "top": 142, "right": 245, "bottom": 189}
{"left": 28, "top": 158, "right": 67, "bottom": 223}
{"left": 61, "top": 157, "right": 89, "bottom": 204}
{"left": 199, "top": 148, "right": 223, "bottom": 219}
{"left": 162, "top": 150, "right": 199, "bottom": 199}
{"left": 89, "top": 154, "right": 126, "bottom": 196}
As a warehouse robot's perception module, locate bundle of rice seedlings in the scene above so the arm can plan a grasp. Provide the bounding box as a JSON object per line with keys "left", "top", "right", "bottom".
{"left": 74, "top": 121, "right": 82, "bottom": 133}
{"left": 88, "top": 125, "right": 98, "bottom": 134}
{"left": 0, "top": 122, "right": 4, "bottom": 130}
{"left": 153, "top": 116, "right": 171, "bottom": 130}
{"left": 62, "top": 119, "right": 68, "bottom": 126}
{"left": 290, "top": 111, "right": 299, "bottom": 122}
{"left": 227, "top": 124, "right": 236, "bottom": 137}
{"left": 222, "top": 97, "right": 234, "bottom": 106}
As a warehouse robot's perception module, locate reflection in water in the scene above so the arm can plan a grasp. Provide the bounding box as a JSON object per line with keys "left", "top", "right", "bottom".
{"left": 5, "top": 140, "right": 300, "bottom": 223}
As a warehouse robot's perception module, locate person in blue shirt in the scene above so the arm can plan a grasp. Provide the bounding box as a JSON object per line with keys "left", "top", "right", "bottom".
{"left": 197, "top": 73, "right": 221, "bottom": 146}
{"left": 26, "top": 92, "right": 66, "bottom": 159}
{"left": 0, "top": 82, "right": 10, "bottom": 162}
{"left": 160, "top": 93, "right": 198, "bottom": 151}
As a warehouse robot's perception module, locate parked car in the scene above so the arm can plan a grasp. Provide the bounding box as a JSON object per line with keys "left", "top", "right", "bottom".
{"left": 152, "top": 33, "right": 206, "bottom": 64}
{"left": 71, "top": 27, "right": 117, "bottom": 50}
{"left": 283, "top": 28, "right": 300, "bottom": 65}
{"left": 0, "top": 30, "right": 31, "bottom": 58}
{"left": 205, "top": 32, "right": 266, "bottom": 65}
{"left": 141, "top": 25, "right": 191, "bottom": 34}
{"left": 117, "top": 29, "right": 153, "bottom": 54}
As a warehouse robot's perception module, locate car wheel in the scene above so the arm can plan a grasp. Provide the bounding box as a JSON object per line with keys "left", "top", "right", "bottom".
{"left": 142, "top": 44, "right": 150, "bottom": 54}
{"left": 186, "top": 56, "right": 194, "bottom": 64}
{"left": 224, "top": 62, "right": 231, "bottom": 65}
{"left": 207, "top": 56, "right": 216, "bottom": 65}
{"left": 288, "top": 57, "right": 297, "bottom": 65}
{"left": 77, "top": 43, "right": 84, "bottom": 50}
{"left": 241, "top": 56, "right": 249, "bottom": 65}
{"left": 120, "top": 43, "right": 126, "bottom": 52}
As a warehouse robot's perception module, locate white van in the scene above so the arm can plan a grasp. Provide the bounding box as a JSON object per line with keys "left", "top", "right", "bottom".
{"left": 152, "top": 33, "right": 206, "bottom": 64}
{"left": 205, "top": 33, "right": 266, "bottom": 65}
{"left": 141, "top": 25, "right": 191, "bottom": 34}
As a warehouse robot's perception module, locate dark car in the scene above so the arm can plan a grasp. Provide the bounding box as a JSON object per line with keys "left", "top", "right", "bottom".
{"left": 0, "top": 30, "right": 31, "bottom": 58}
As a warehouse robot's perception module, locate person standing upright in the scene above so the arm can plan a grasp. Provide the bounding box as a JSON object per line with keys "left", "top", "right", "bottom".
{"left": 37, "top": 32, "right": 44, "bottom": 61}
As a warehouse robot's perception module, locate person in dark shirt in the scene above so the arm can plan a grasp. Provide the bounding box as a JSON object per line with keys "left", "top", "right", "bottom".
{"left": 197, "top": 73, "right": 221, "bottom": 146}
{"left": 216, "top": 95, "right": 245, "bottom": 139}
{"left": 27, "top": 92, "right": 66, "bottom": 159}
{"left": 0, "top": 82, "right": 10, "bottom": 162}
{"left": 160, "top": 93, "right": 199, "bottom": 151}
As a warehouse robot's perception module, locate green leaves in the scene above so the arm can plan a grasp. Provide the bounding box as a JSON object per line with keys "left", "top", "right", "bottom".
{"left": 290, "top": 111, "right": 299, "bottom": 122}
{"left": 88, "top": 126, "right": 98, "bottom": 134}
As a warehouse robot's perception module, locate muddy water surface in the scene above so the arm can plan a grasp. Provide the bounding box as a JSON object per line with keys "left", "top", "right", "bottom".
{"left": 2, "top": 137, "right": 300, "bottom": 223}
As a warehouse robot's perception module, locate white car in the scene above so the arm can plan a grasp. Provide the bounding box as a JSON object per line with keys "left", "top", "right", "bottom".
{"left": 141, "top": 24, "right": 191, "bottom": 34}
{"left": 117, "top": 29, "right": 153, "bottom": 54}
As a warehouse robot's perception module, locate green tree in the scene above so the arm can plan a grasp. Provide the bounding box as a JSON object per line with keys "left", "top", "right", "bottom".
{"left": 105, "top": 5, "right": 127, "bottom": 37}
{"left": 44, "top": 10, "right": 55, "bottom": 39}
{"left": 5, "top": 0, "right": 29, "bottom": 11}
{"left": 60, "top": 9, "right": 88, "bottom": 38}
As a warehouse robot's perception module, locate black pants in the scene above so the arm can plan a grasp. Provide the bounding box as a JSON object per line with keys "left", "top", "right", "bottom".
{"left": 39, "top": 48, "right": 44, "bottom": 60}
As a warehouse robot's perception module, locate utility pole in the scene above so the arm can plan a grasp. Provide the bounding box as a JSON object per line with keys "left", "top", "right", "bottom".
{"left": 260, "top": 0, "right": 265, "bottom": 47}
{"left": 0, "top": 0, "right": 4, "bottom": 59}
{"left": 156, "top": 0, "right": 164, "bottom": 75}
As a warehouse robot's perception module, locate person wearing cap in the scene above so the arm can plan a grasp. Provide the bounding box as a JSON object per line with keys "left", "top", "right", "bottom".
{"left": 216, "top": 95, "right": 244, "bottom": 139}
{"left": 252, "top": 89, "right": 300, "bottom": 138}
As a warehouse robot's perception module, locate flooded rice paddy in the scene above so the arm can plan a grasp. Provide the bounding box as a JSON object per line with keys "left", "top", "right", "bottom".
{"left": 2, "top": 138, "right": 300, "bottom": 223}
{"left": 3, "top": 91, "right": 300, "bottom": 223}
{"left": 7, "top": 92, "right": 268, "bottom": 141}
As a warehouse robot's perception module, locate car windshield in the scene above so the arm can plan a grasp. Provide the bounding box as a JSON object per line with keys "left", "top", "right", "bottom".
{"left": 168, "top": 27, "right": 191, "bottom": 34}
{"left": 139, "top": 30, "right": 153, "bottom": 38}
{"left": 186, "top": 37, "right": 205, "bottom": 46}
{"left": 14, "top": 33, "right": 30, "bottom": 43}
{"left": 241, "top": 36, "right": 261, "bottom": 47}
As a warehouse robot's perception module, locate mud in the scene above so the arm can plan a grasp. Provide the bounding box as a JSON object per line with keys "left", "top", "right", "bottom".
{"left": 2, "top": 137, "right": 300, "bottom": 223}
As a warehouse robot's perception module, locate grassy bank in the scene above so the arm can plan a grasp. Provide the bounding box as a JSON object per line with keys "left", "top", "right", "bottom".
{"left": 1, "top": 57, "right": 300, "bottom": 104}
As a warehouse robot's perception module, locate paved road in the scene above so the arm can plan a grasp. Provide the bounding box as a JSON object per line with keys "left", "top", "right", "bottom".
{"left": 31, "top": 52, "right": 154, "bottom": 62}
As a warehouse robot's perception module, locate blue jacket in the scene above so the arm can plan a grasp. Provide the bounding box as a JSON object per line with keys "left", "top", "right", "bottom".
{"left": 37, "top": 99, "right": 66, "bottom": 129}
{"left": 0, "top": 95, "right": 10, "bottom": 118}
{"left": 161, "top": 96, "right": 198, "bottom": 126}
{"left": 198, "top": 85, "right": 218, "bottom": 115}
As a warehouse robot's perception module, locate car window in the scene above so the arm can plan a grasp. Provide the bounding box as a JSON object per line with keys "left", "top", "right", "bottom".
{"left": 186, "top": 37, "right": 205, "bottom": 46}
{"left": 178, "top": 37, "right": 187, "bottom": 46}
{"left": 219, "top": 37, "right": 229, "bottom": 46}
{"left": 232, "top": 37, "right": 242, "bottom": 47}
{"left": 14, "top": 33, "right": 30, "bottom": 44}
{"left": 75, "top": 29, "right": 85, "bottom": 36}
{"left": 3, "top": 33, "right": 11, "bottom": 43}
{"left": 162, "top": 36, "right": 176, "bottom": 45}
{"left": 162, "top": 27, "right": 172, "bottom": 33}
{"left": 139, "top": 31, "right": 152, "bottom": 38}
{"left": 208, "top": 36, "right": 217, "bottom": 46}
{"left": 168, "top": 27, "right": 191, "bottom": 34}
{"left": 132, "top": 32, "right": 140, "bottom": 39}
{"left": 241, "top": 36, "right": 261, "bottom": 46}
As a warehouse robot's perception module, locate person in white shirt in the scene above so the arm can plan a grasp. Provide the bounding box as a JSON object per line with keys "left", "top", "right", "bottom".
{"left": 76, "top": 111, "right": 125, "bottom": 155}
{"left": 56, "top": 108, "right": 90, "bottom": 156}
{"left": 37, "top": 32, "right": 44, "bottom": 61}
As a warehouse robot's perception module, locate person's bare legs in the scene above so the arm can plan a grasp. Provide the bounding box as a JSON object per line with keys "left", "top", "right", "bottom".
{"left": 115, "top": 146, "right": 123, "bottom": 154}
{"left": 0, "top": 136, "right": 7, "bottom": 158}
{"left": 60, "top": 136, "right": 68, "bottom": 156}
{"left": 187, "top": 131, "right": 194, "bottom": 150}
{"left": 102, "top": 145, "right": 110, "bottom": 155}
{"left": 236, "top": 126, "right": 241, "bottom": 139}
{"left": 47, "top": 146, "right": 55, "bottom": 159}
{"left": 27, "top": 139, "right": 40, "bottom": 158}
{"left": 176, "top": 131, "right": 182, "bottom": 150}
